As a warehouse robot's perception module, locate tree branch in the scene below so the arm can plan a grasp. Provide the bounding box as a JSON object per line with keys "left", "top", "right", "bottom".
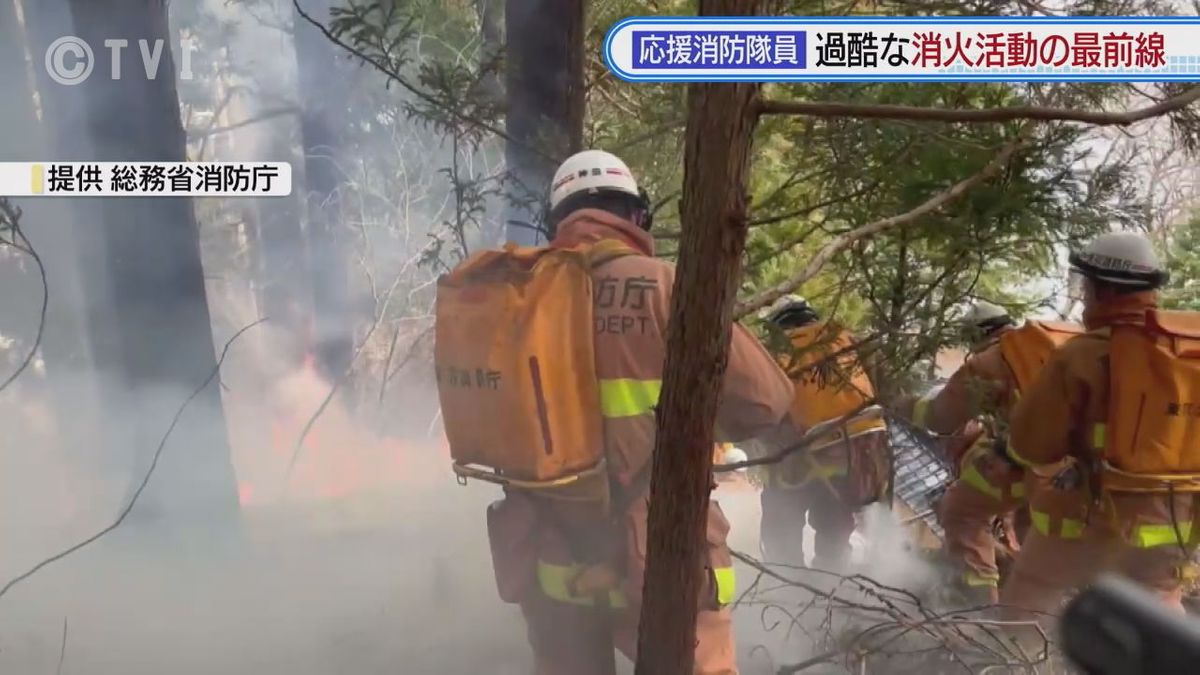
{"left": 189, "top": 106, "right": 300, "bottom": 140}
{"left": 757, "top": 86, "right": 1200, "bottom": 126}
{"left": 290, "top": 0, "right": 555, "bottom": 162}
{"left": 735, "top": 129, "right": 1031, "bottom": 318}
{"left": 0, "top": 199, "right": 48, "bottom": 394}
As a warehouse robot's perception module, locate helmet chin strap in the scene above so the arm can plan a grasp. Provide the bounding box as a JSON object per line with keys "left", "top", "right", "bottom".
{"left": 637, "top": 187, "right": 654, "bottom": 232}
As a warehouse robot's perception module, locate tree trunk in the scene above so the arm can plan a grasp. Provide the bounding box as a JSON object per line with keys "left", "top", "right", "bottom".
{"left": 10, "top": 0, "right": 96, "bottom": 382}
{"left": 0, "top": 0, "right": 48, "bottom": 356}
{"left": 64, "top": 0, "right": 239, "bottom": 522}
{"left": 502, "top": 0, "right": 585, "bottom": 244}
{"left": 634, "top": 1, "right": 763, "bottom": 673}
{"left": 293, "top": 0, "right": 355, "bottom": 382}
{"left": 246, "top": 123, "right": 312, "bottom": 374}
{"left": 475, "top": 0, "right": 505, "bottom": 105}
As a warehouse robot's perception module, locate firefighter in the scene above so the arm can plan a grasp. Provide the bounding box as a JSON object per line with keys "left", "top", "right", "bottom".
{"left": 758, "top": 296, "right": 891, "bottom": 571}
{"left": 1001, "top": 231, "right": 1200, "bottom": 629}
{"left": 899, "top": 301, "right": 1084, "bottom": 603}
{"left": 482, "top": 150, "right": 794, "bottom": 675}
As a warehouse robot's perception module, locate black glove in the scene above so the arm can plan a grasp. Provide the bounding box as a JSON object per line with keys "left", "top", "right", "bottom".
{"left": 1052, "top": 464, "right": 1083, "bottom": 490}
{"left": 992, "top": 435, "right": 1020, "bottom": 469}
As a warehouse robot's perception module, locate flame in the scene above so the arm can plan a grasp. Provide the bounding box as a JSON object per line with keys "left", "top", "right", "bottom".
{"left": 224, "top": 363, "right": 444, "bottom": 509}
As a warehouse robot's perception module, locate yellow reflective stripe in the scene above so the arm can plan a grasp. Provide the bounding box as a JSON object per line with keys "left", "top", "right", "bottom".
{"left": 1010, "top": 480, "right": 1027, "bottom": 499}
{"left": 1092, "top": 423, "right": 1106, "bottom": 451}
{"left": 536, "top": 561, "right": 627, "bottom": 609}
{"left": 808, "top": 463, "right": 847, "bottom": 480}
{"left": 912, "top": 397, "right": 932, "bottom": 429}
{"left": 963, "top": 570, "right": 1000, "bottom": 587}
{"left": 598, "top": 378, "right": 661, "bottom": 419}
{"left": 1005, "top": 443, "right": 1037, "bottom": 469}
{"left": 1031, "top": 510, "right": 1050, "bottom": 536}
{"left": 1030, "top": 510, "right": 1084, "bottom": 539}
{"left": 714, "top": 566, "right": 736, "bottom": 606}
{"left": 1061, "top": 518, "right": 1085, "bottom": 539}
{"left": 1133, "top": 522, "right": 1193, "bottom": 549}
{"left": 961, "top": 463, "right": 1002, "bottom": 500}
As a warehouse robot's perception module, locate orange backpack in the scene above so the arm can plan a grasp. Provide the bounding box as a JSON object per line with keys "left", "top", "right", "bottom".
{"left": 998, "top": 320, "right": 1086, "bottom": 393}
{"left": 1105, "top": 310, "right": 1200, "bottom": 480}
{"left": 434, "top": 240, "right": 632, "bottom": 489}
{"left": 779, "top": 322, "right": 881, "bottom": 436}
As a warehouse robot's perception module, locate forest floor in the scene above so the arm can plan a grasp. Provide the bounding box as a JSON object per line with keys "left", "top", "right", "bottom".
{"left": 0, "top": 472, "right": 896, "bottom": 675}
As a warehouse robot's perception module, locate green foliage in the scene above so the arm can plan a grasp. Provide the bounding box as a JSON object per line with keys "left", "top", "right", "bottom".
{"left": 308, "top": 0, "right": 1190, "bottom": 396}
{"left": 1163, "top": 213, "right": 1200, "bottom": 311}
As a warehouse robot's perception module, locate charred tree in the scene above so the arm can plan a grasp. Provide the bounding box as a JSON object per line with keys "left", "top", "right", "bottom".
{"left": 0, "top": 0, "right": 48, "bottom": 363}
{"left": 475, "top": 0, "right": 504, "bottom": 105}
{"left": 19, "top": 0, "right": 150, "bottom": 495}
{"left": 246, "top": 127, "right": 312, "bottom": 374}
{"left": 502, "top": 0, "right": 585, "bottom": 244}
{"left": 634, "top": 1, "right": 764, "bottom": 673}
{"left": 64, "top": 0, "right": 239, "bottom": 522}
{"left": 8, "top": 0, "right": 96, "bottom": 383}
{"left": 293, "top": 0, "right": 354, "bottom": 382}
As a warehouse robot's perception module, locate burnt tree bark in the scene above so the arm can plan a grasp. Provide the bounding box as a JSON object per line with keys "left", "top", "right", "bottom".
{"left": 503, "top": 0, "right": 585, "bottom": 244}
{"left": 0, "top": 0, "right": 50, "bottom": 363}
{"left": 293, "top": 0, "right": 354, "bottom": 382}
{"left": 474, "top": 0, "right": 504, "bottom": 105}
{"left": 12, "top": 0, "right": 97, "bottom": 382}
{"left": 248, "top": 131, "right": 312, "bottom": 373}
{"left": 634, "top": 1, "right": 764, "bottom": 673}
{"left": 64, "top": 0, "right": 239, "bottom": 522}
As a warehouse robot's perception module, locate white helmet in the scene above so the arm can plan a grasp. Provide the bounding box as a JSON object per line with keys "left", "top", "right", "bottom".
{"left": 724, "top": 445, "right": 749, "bottom": 472}
{"left": 760, "top": 294, "right": 819, "bottom": 327}
{"left": 960, "top": 300, "right": 1011, "bottom": 327}
{"left": 549, "top": 150, "right": 640, "bottom": 212}
{"left": 1069, "top": 231, "right": 1167, "bottom": 289}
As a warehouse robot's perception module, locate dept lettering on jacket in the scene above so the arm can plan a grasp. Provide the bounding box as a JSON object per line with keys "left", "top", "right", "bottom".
{"left": 593, "top": 274, "right": 658, "bottom": 335}
{"left": 1165, "top": 402, "right": 1200, "bottom": 418}
{"left": 595, "top": 275, "right": 657, "bottom": 310}
{"left": 595, "top": 313, "right": 653, "bottom": 335}
{"left": 435, "top": 365, "right": 502, "bottom": 390}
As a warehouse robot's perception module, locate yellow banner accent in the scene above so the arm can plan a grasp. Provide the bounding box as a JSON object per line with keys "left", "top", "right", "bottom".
{"left": 30, "top": 164, "right": 43, "bottom": 194}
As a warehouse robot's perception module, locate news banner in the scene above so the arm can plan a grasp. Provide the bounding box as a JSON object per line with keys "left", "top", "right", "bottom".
{"left": 0, "top": 162, "right": 291, "bottom": 197}
{"left": 3, "top": 17, "right": 1198, "bottom": 200}
{"left": 603, "top": 16, "right": 1200, "bottom": 82}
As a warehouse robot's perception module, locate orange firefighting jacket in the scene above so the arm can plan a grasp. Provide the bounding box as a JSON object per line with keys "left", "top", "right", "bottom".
{"left": 526, "top": 209, "right": 791, "bottom": 610}
{"left": 1003, "top": 293, "right": 1200, "bottom": 548}
{"left": 765, "top": 323, "right": 889, "bottom": 495}
{"left": 911, "top": 330, "right": 1017, "bottom": 437}
{"left": 550, "top": 208, "right": 795, "bottom": 489}
{"left": 1007, "top": 292, "right": 1158, "bottom": 470}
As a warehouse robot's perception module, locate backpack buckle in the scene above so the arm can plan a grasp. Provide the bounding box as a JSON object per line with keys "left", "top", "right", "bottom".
{"left": 1178, "top": 562, "right": 1199, "bottom": 583}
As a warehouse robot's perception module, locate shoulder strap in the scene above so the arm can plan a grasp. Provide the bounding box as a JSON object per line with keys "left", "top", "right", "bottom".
{"left": 584, "top": 238, "right": 638, "bottom": 268}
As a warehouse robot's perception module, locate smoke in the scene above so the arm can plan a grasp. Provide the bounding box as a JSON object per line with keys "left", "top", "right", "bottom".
{"left": 0, "top": 7, "right": 520, "bottom": 672}
{"left": 714, "top": 482, "right": 942, "bottom": 674}
{"left": 1, "top": 2, "right": 953, "bottom": 673}
{"left": 0, "top": 350, "right": 537, "bottom": 675}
